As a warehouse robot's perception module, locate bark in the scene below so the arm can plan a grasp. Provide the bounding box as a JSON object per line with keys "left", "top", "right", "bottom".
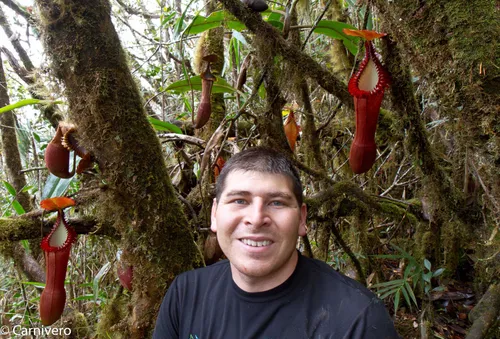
{"left": 34, "top": 0, "right": 202, "bottom": 337}
{"left": 466, "top": 284, "right": 500, "bottom": 339}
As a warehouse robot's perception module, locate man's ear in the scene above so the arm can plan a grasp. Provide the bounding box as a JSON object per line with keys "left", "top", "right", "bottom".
{"left": 298, "top": 203, "right": 308, "bottom": 237}
{"left": 210, "top": 198, "right": 218, "bottom": 232}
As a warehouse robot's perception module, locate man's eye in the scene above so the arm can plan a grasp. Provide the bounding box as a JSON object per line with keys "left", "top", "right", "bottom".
{"left": 233, "top": 199, "right": 247, "bottom": 204}
{"left": 270, "top": 201, "right": 284, "bottom": 206}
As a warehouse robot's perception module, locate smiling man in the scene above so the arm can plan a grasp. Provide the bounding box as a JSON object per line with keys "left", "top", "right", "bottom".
{"left": 153, "top": 147, "right": 400, "bottom": 339}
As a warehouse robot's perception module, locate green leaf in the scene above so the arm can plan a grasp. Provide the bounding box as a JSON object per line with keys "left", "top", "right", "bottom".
{"left": 232, "top": 30, "right": 248, "bottom": 46}
{"left": 184, "top": 12, "right": 222, "bottom": 35}
{"left": 0, "top": 99, "right": 64, "bottom": 114}
{"left": 424, "top": 259, "right": 432, "bottom": 271}
{"left": 33, "top": 132, "right": 41, "bottom": 142}
{"left": 148, "top": 117, "right": 183, "bottom": 134}
{"left": 401, "top": 284, "right": 412, "bottom": 310}
{"left": 12, "top": 201, "right": 25, "bottom": 215}
{"left": 174, "top": 0, "right": 196, "bottom": 37}
{"left": 376, "top": 284, "right": 404, "bottom": 296}
{"left": 371, "top": 279, "right": 406, "bottom": 288}
{"left": 93, "top": 262, "right": 111, "bottom": 303}
{"left": 423, "top": 272, "right": 432, "bottom": 283}
{"left": 394, "top": 290, "right": 401, "bottom": 315}
{"left": 161, "top": 12, "right": 176, "bottom": 27}
{"left": 227, "top": 20, "right": 246, "bottom": 32}
{"left": 267, "top": 20, "right": 283, "bottom": 30}
{"left": 184, "top": 11, "right": 244, "bottom": 35}
{"left": 73, "top": 294, "right": 96, "bottom": 301}
{"left": 3, "top": 181, "right": 16, "bottom": 196}
{"left": 432, "top": 286, "right": 445, "bottom": 292}
{"left": 404, "top": 281, "right": 419, "bottom": 307}
{"left": 379, "top": 289, "right": 399, "bottom": 300}
{"left": 21, "top": 281, "right": 45, "bottom": 288}
{"left": 312, "top": 20, "right": 360, "bottom": 55}
{"left": 42, "top": 174, "right": 74, "bottom": 199}
{"left": 433, "top": 268, "right": 445, "bottom": 277}
{"left": 166, "top": 76, "right": 236, "bottom": 94}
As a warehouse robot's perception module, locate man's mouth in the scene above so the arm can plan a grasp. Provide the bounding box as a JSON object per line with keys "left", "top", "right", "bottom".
{"left": 240, "top": 239, "right": 272, "bottom": 247}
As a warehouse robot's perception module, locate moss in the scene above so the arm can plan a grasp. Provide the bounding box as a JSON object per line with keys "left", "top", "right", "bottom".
{"left": 37, "top": 1, "right": 203, "bottom": 336}
{"left": 97, "top": 290, "right": 130, "bottom": 338}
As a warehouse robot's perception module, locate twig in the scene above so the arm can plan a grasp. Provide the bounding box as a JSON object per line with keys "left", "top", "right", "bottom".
{"left": 114, "top": 0, "right": 160, "bottom": 19}
{"left": 330, "top": 219, "right": 366, "bottom": 284}
{"left": 301, "top": 0, "right": 331, "bottom": 50}
{"left": 316, "top": 103, "right": 342, "bottom": 134}
{"left": 159, "top": 133, "right": 206, "bottom": 148}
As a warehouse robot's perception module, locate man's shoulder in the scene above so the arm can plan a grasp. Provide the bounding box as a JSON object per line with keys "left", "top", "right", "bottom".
{"left": 300, "top": 255, "right": 376, "bottom": 302}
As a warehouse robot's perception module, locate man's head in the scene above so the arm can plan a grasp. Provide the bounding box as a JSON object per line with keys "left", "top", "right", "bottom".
{"left": 211, "top": 147, "right": 307, "bottom": 292}
{"left": 215, "top": 147, "right": 303, "bottom": 206}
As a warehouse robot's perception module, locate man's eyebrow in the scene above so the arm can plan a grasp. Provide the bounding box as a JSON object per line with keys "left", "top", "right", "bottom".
{"left": 266, "top": 192, "right": 293, "bottom": 199}
{"left": 224, "top": 191, "right": 293, "bottom": 199}
{"left": 224, "top": 190, "right": 251, "bottom": 197}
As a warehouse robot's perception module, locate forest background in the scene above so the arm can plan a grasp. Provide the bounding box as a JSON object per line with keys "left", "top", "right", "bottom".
{"left": 0, "top": 0, "right": 498, "bottom": 338}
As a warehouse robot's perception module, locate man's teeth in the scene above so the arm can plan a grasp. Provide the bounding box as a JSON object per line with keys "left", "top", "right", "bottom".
{"left": 241, "top": 239, "right": 272, "bottom": 247}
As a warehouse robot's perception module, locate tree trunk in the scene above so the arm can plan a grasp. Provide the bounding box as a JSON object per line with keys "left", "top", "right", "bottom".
{"left": 34, "top": 0, "right": 203, "bottom": 337}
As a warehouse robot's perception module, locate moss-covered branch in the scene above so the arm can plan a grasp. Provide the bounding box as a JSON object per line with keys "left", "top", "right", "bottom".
{"left": 306, "top": 181, "right": 420, "bottom": 224}
{"left": 217, "top": 0, "right": 353, "bottom": 110}
{"left": 0, "top": 214, "right": 117, "bottom": 242}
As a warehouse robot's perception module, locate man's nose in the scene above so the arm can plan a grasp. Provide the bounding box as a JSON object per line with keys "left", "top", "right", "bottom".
{"left": 243, "top": 201, "right": 271, "bottom": 227}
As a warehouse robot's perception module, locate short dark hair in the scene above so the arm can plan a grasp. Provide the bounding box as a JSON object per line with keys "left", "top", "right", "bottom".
{"left": 215, "top": 147, "right": 303, "bottom": 205}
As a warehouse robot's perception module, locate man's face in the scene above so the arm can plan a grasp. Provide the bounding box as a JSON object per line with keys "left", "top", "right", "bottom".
{"left": 211, "top": 170, "right": 307, "bottom": 290}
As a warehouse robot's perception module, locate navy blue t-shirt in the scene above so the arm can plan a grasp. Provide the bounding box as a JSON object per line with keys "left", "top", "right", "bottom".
{"left": 153, "top": 253, "right": 400, "bottom": 338}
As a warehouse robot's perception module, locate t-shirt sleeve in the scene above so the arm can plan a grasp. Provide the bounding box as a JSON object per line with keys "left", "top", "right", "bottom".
{"left": 342, "top": 297, "right": 401, "bottom": 339}
{"left": 152, "top": 277, "right": 180, "bottom": 339}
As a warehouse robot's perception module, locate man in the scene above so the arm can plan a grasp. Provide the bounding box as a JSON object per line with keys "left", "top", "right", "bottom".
{"left": 153, "top": 147, "right": 400, "bottom": 338}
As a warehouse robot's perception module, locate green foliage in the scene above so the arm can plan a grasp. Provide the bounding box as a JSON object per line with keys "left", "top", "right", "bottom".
{"left": 184, "top": 10, "right": 245, "bottom": 35}
{"left": 371, "top": 244, "right": 445, "bottom": 315}
{"left": 1, "top": 181, "right": 27, "bottom": 216}
{"left": 312, "top": 21, "right": 360, "bottom": 55}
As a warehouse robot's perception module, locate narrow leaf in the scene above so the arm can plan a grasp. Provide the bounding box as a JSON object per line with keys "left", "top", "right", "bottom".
{"left": 3, "top": 181, "right": 16, "bottom": 196}
{"left": 42, "top": 174, "right": 74, "bottom": 199}
{"left": 0, "top": 99, "right": 63, "bottom": 114}
{"left": 401, "top": 284, "right": 412, "bottom": 310}
{"left": 405, "top": 281, "right": 419, "bottom": 307}
{"left": 21, "top": 281, "right": 46, "bottom": 288}
{"left": 424, "top": 259, "right": 432, "bottom": 271}
{"left": 433, "top": 268, "right": 445, "bottom": 277}
{"left": 379, "top": 289, "right": 399, "bottom": 300}
{"left": 93, "top": 262, "right": 111, "bottom": 303}
{"left": 12, "top": 200, "right": 26, "bottom": 215}
{"left": 148, "top": 117, "right": 183, "bottom": 134}
{"left": 371, "top": 279, "right": 406, "bottom": 288}
{"left": 394, "top": 290, "right": 401, "bottom": 315}
{"left": 423, "top": 272, "right": 432, "bottom": 283}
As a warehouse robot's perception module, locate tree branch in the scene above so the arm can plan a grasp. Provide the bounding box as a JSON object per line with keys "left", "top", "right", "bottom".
{"left": 0, "top": 213, "right": 118, "bottom": 242}
{"left": 217, "top": 0, "right": 353, "bottom": 110}
{"left": 0, "top": 0, "right": 30, "bottom": 21}
{"left": 114, "top": 0, "right": 160, "bottom": 19}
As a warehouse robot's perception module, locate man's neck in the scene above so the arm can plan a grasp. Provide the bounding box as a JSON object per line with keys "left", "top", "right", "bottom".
{"left": 230, "top": 251, "right": 299, "bottom": 293}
